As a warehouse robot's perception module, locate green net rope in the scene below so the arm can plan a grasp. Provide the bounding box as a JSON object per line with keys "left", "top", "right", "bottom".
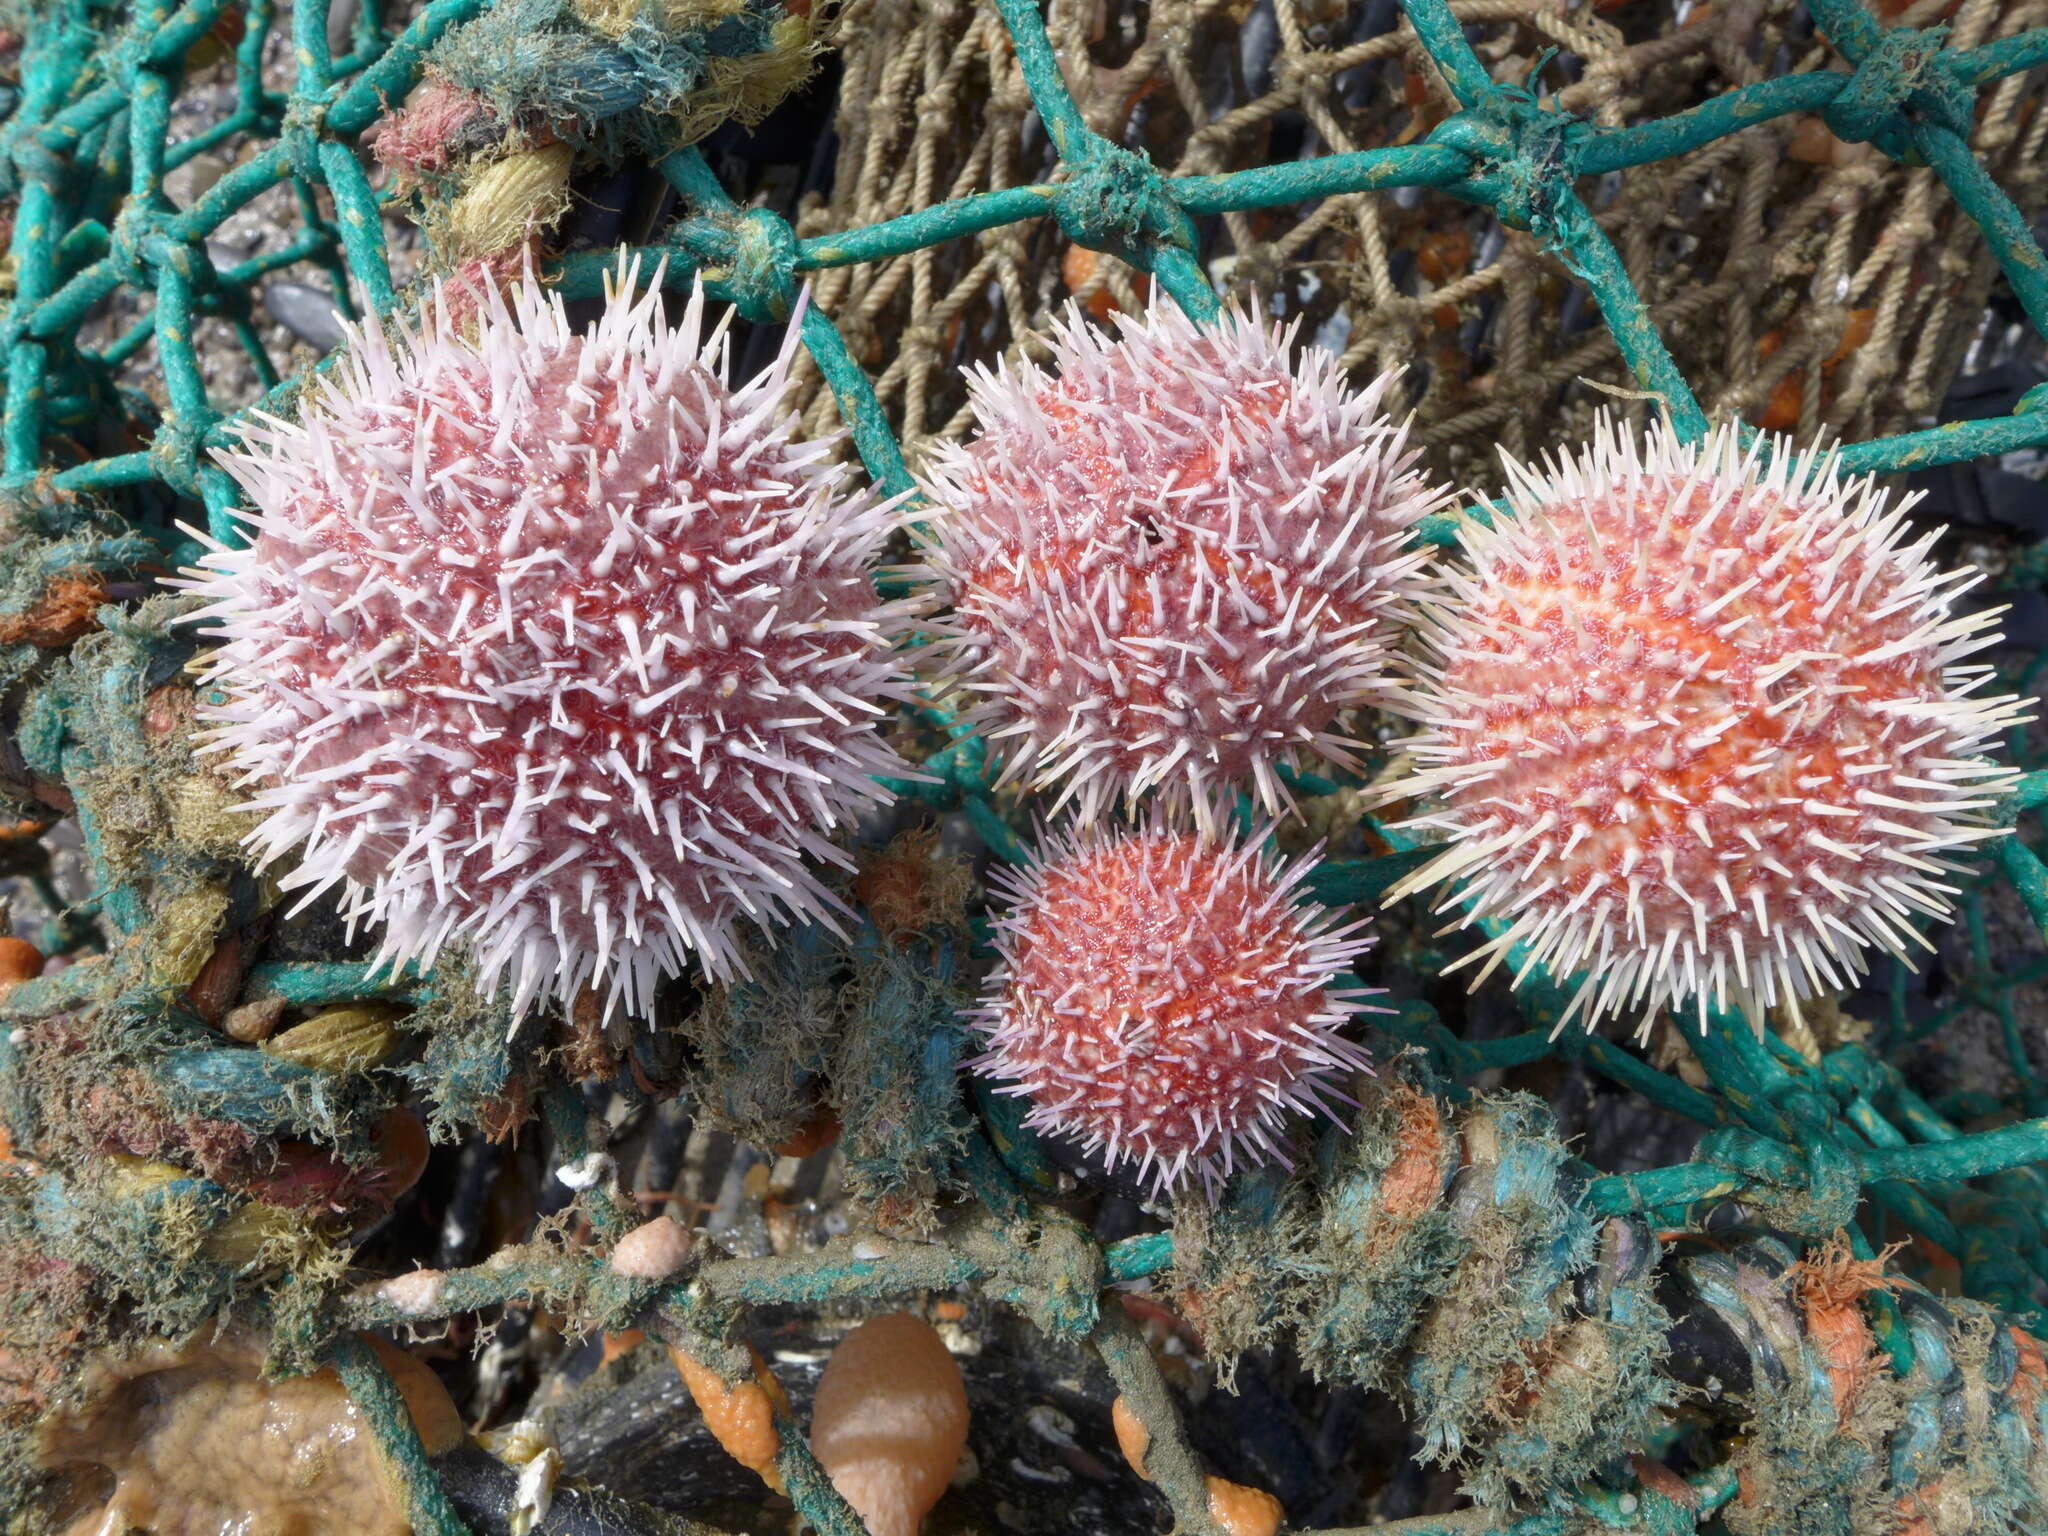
{"left": 3, "top": 0, "right": 2048, "bottom": 1530}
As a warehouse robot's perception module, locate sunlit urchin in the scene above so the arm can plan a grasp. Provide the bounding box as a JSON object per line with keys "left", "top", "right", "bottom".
{"left": 182, "top": 263, "right": 924, "bottom": 1019}
{"left": 970, "top": 821, "right": 1379, "bottom": 1200}
{"left": 919, "top": 301, "right": 1449, "bottom": 829}
{"left": 1380, "top": 416, "right": 2032, "bottom": 1034}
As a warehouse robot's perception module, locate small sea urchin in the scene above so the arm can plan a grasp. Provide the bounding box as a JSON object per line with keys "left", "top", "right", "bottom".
{"left": 184, "top": 264, "right": 922, "bottom": 1017}
{"left": 1381, "top": 417, "right": 2031, "bottom": 1032}
{"left": 971, "top": 822, "right": 1377, "bottom": 1199}
{"left": 920, "top": 301, "right": 1447, "bottom": 828}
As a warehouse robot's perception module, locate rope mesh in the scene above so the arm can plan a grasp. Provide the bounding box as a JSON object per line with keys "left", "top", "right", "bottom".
{"left": 796, "top": 0, "right": 2048, "bottom": 485}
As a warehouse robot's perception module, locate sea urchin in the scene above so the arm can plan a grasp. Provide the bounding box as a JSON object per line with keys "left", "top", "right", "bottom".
{"left": 184, "top": 263, "right": 922, "bottom": 1018}
{"left": 970, "top": 821, "right": 1378, "bottom": 1200}
{"left": 1381, "top": 417, "right": 2031, "bottom": 1032}
{"left": 920, "top": 301, "right": 1447, "bottom": 828}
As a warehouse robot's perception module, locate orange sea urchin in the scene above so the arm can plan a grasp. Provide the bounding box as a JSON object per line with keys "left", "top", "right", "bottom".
{"left": 920, "top": 301, "right": 1448, "bottom": 829}
{"left": 1381, "top": 417, "right": 2031, "bottom": 1033}
{"left": 970, "top": 821, "right": 1378, "bottom": 1199}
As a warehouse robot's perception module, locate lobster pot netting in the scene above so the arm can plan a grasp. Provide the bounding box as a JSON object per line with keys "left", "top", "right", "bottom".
{"left": 796, "top": 0, "right": 2048, "bottom": 483}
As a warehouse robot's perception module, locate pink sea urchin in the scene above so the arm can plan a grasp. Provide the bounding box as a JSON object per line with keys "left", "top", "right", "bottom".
{"left": 971, "top": 821, "right": 1378, "bottom": 1199}
{"left": 1381, "top": 417, "right": 2031, "bottom": 1033}
{"left": 920, "top": 301, "right": 1448, "bottom": 828}
{"left": 184, "top": 263, "right": 923, "bottom": 1017}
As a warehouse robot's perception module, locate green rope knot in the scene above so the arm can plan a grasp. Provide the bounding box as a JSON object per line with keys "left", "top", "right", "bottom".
{"left": 922, "top": 733, "right": 989, "bottom": 797}
{"left": 1697, "top": 1111, "right": 1862, "bottom": 1235}
{"left": 1818, "top": 1041, "right": 1888, "bottom": 1103}
{"left": 1778, "top": 1088, "right": 1865, "bottom": 1234}
{"left": 1822, "top": 24, "right": 1973, "bottom": 158}
{"left": 960, "top": 1206, "right": 1104, "bottom": 1342}
{"left": 1051, "top": 141, "right": 1189, "bottom": 264}
{"left": 145, "top": 411, "right": 211, "bottom": 497}
{"left": 105, "top": 203, "right": 167, "bottom": 292}
{"left": 277, "top": 93, "right": 330, "bottom": 185}
{"left": 722, "top": 206, "right": 799, "bottom": 323}
{"left": 1427, "top": 82, "right": 1588, "bottom": 238}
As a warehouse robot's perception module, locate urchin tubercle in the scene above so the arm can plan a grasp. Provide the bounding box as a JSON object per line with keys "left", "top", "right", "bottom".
{"left": 180, "top": 261, "right": 926, "bottom": 1020}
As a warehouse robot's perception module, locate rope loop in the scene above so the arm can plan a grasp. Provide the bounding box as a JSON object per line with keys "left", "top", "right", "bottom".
{"left": 1822, "top": 24, "right": 1973, "bottom": 158}
{"left": 1050, "top": 140, "right": 1188, "bottom": 264}
{"left": 1697, "top": 1113, "right": 1864, "bottom": 1235}
{"left": 1427, "top": 82, "right": 1588, "bottom": 238}
{"left": 145, "top": 414, "right": 208, "bottom": 498}
{"left": 105, "top": 203, "right": 162, "bottom": 291}
{"left": 277, "top": 94, "right": 329, "bottom": 185}
{"left": 723, "top": 205, "right": 799, "bottom": 323}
